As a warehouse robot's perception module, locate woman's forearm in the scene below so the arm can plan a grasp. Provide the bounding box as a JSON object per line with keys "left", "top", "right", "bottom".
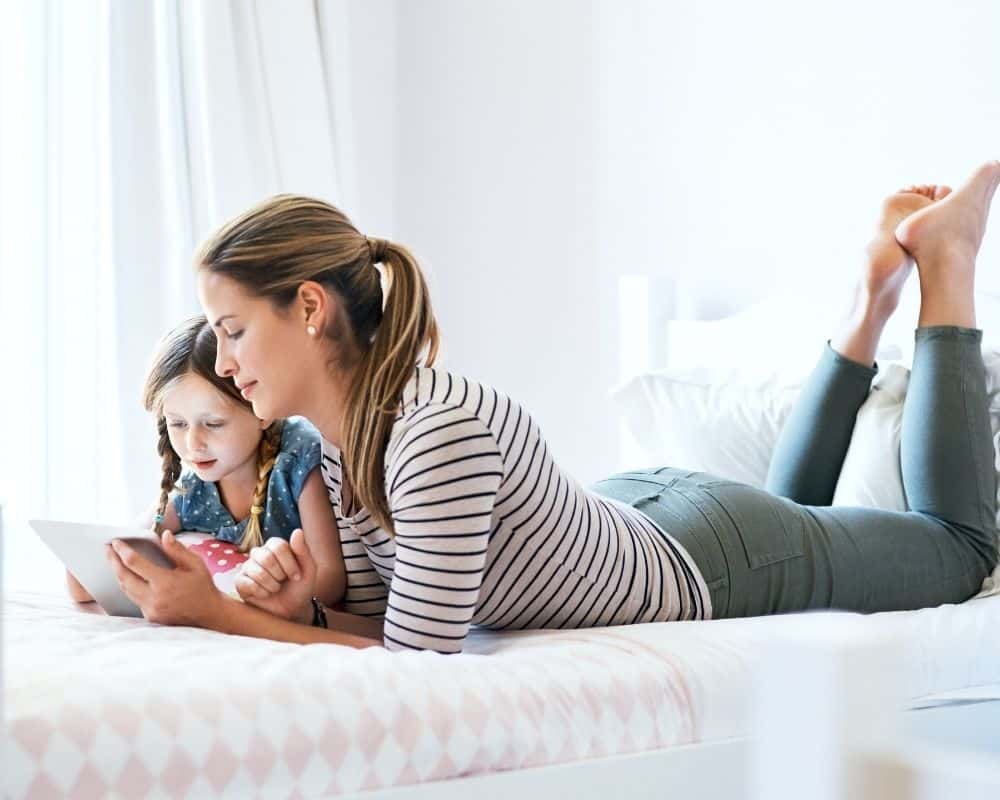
{"left": 207, "top": 595, "right": 383, "bottom": 648}
{"left": 324, "top": 608, "right": 385, "bottom": 640}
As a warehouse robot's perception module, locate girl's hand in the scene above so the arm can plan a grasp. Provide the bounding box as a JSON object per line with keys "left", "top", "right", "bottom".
{"left": 235, "top": 530, "right": 316, "bottom": 623}
{"left": 105, "top": 530, "right": 225, "bottom": 627}
{"left": 66, "top": 569, "right": 95, "bottom": 603}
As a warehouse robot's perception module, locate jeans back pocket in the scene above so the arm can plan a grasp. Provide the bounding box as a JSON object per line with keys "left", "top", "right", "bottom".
{"left": 700, "top": 482, "right": 804, "bottom": 569}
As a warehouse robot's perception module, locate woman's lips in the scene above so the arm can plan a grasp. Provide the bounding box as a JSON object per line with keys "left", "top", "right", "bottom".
{"left": 240, "top": 381, "right": 257, "bottom": 399}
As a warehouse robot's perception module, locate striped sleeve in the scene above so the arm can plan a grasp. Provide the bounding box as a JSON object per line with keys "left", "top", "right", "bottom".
{"left": 383, "top": 404, "right": 504, "bottom": 653}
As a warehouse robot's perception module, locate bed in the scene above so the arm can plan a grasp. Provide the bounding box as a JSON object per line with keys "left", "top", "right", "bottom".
{"left": 5, "top": 572, "right": 1000, "bottom": 799}
{"left": 7, "top": 286, "right": 1000, "bottom": 799}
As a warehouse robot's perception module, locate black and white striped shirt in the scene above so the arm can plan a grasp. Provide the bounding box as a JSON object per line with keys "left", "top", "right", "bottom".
{"left": 320, "top": 367, "right": 711, "bottom": 653}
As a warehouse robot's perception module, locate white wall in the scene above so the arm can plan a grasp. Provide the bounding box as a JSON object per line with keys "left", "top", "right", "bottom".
{"left": 391, "top": 1, "right": 616, "bottom": 485}
{"left": 594, "top": 0, "right": 1000, "bottom": 310}
{"left": 380, "top": 0, "right": 1000, "bottom": 486}
{"left": 341, "top": 0, "right": 397, "bottom": 235}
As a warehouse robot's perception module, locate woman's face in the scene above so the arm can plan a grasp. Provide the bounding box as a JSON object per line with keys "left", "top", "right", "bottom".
{"left": 198, "top": 271, "right": 314, "bottom": 422}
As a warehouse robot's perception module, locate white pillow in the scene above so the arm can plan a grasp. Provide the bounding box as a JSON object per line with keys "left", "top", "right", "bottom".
{"left": 832, "top": 351, "right": 1000, "bottom": 513}
{"left": 612, "top": 349, "right": 1000, "bottom": 514}
{"left": 613, "top": 369, "right": 797, "bottom": 487}
{"left": 612, "top": 351, "right": 1000, "bottom": 598}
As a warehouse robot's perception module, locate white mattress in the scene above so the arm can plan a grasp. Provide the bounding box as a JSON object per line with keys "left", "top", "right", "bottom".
{"left": 5, "top": 587, "right": 1000, "bottom": 799}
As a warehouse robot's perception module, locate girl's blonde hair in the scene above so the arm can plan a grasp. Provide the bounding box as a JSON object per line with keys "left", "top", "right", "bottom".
{"left": 196, "top": 195, "right": 439, "bottom": 535}
{"left": 142, "top": 314, "right": 284, "bottom": 551}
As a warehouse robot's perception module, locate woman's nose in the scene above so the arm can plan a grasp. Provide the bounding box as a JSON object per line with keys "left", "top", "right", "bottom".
{"left": 215, "top": 345, "right": 236, "bottom": 377}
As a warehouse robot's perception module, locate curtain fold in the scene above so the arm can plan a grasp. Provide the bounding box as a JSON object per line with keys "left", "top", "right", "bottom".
{"left": 1, "top": 0, "right": 358, "bottom": 589}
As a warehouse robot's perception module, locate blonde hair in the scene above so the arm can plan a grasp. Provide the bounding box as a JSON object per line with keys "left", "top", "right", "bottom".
{"left": 196, "top": 195, "right": 439, "bottom": 534}
{"left": 142, "top": 314, "right": 285, "bottom": 551}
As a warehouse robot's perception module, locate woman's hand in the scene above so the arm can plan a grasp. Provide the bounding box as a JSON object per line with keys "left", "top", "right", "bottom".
{"left": 235, "top": 530, "right": 317, "bottom": 624}
{"left": 105, "top": 530, "right": 225, "bottom": 628}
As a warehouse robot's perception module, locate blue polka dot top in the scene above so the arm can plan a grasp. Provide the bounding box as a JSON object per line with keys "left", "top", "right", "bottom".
{"left": 172, "top": 416, "right": 322, "bottom": 545}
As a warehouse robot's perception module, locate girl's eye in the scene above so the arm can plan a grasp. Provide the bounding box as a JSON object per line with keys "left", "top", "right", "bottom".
{"left": 206, "top": 422, "right": 226, "bottom": 429}
{"left": 167, "top": 421, "right": 187, "bottom": 429}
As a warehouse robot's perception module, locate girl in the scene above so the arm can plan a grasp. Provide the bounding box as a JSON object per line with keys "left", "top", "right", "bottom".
{"left": 70, "top": 316, "right": 346, "bottom": 613}
{"left": 107, "top": 162, "right": 1000, "bottom": 653}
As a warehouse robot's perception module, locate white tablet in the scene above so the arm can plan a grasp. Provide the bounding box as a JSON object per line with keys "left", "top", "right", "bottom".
{"left": 29, "top": 519, "right": 176, "bottom": 617}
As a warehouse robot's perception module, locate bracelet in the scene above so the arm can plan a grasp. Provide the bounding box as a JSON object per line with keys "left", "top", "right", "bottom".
{"left": 310, "top": 597, "right": 328, "bottom": 629}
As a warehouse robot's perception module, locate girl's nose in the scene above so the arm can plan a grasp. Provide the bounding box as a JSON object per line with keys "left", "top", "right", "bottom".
{"left": 186, "top": 428, "right": 207, "bottom": 453}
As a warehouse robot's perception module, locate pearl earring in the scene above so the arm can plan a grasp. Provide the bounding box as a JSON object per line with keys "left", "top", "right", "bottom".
{"left": 307, "top": 325, "right": 317, "bottom": 336}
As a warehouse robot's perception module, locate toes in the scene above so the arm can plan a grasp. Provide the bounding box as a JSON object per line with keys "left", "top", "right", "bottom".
{"left": 932, "top": 185, "right": 952, "bottom": 201}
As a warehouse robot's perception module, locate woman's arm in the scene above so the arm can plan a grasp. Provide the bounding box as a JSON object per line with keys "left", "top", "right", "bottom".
{"left": 208, "top": 593, "right": 382, "bottom": 646}
{"left": 106, "top": 529, "right": 383, "bottom": 648}
{"left": 297, "top": 467, "right": 347, "bottom": 607}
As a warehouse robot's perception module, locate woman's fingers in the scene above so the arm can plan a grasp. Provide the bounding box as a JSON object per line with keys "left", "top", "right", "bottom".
{"left": 105, "top": 543, "right": 150, "bottom": 603}
{"left": 288, "top": 529, "right": 317, "bottom": 581}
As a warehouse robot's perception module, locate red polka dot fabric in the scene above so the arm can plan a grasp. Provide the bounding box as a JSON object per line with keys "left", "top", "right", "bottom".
{"left": 186, "top": 537, "right": 249, "bottom": 575}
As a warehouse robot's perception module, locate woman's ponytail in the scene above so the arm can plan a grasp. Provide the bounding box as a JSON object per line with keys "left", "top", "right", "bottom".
{"left": 341, "top": 239, "right": 439, "bottom": 534}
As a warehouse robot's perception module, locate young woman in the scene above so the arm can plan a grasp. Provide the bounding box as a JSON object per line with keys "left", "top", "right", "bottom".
{"left": 106, "top": 161, "right": 1000, "bottom": 653}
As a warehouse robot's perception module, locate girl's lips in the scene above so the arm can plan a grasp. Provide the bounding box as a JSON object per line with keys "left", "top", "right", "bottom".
{"left": 193, "top": 459, "right": 217, "bottom": 469}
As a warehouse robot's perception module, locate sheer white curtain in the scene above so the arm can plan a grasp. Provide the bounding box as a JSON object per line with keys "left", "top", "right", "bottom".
{"left": 1, "top": 0, "right": 359, "bottom": 591}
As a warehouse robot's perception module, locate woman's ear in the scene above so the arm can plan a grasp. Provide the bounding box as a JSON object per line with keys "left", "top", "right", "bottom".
{"left": 298, "top": 281, "right": 328, "bottom": 330}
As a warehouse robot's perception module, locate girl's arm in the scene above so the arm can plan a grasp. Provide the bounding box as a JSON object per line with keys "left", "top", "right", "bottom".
{"left": 297, "top": 467, "right": 347, "bottom": 608}
{"left": 132, "top": 500, "right": 181, "bottom": 534}
{"left": 67, "top": 499, "right": 183, "bottom": 604}
{"left": 66, "top": 570, "right": 95, "bottom": 603}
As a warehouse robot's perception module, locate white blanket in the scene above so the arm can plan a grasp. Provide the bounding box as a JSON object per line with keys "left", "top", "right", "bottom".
{"left": 5, "top": 586, "right": 1000, "bottom": 799}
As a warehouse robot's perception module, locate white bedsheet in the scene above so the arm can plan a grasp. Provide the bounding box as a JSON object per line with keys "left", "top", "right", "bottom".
{"left": 5, "top": 588, "right": 1000, "bottom": 799}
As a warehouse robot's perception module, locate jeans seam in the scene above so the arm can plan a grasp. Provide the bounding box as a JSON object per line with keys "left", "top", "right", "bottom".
{"left": 675, "top": 487, "right": 732, "bottom": 617}
{"left": 960, "top": 347, "right": 991, "bottom": 538}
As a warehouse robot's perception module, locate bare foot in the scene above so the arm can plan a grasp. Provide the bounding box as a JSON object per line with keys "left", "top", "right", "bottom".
{"left": 831, "top": 185, "right": 950, "bottom": 367}
{"left": 862, "top": 185, "right": 950, "bottom": 314}
{"left": 896, "top": 161, "right": 1000, "bottom": 288}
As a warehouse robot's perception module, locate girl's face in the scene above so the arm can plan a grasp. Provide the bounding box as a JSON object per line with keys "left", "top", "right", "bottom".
{"left": 197, "top": 271, "right": 314, "bottom": 422}
{"left": 162, "top": 373, "right": 265, "bottom": 483}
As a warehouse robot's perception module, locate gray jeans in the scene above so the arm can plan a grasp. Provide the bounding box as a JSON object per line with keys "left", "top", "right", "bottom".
{"left": 592, "top": 326, "right": 999, "bottom": 619}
